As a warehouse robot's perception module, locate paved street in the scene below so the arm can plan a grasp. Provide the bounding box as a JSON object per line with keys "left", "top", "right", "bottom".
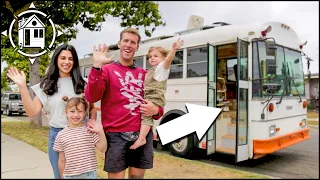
{"left": 203, "top": 128, "right": 319, "bottom": 179}
{"left": 154, "top": 127, "right": 319, "bottom": 179}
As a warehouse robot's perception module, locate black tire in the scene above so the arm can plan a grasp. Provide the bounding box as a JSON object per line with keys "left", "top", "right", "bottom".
{"left": 19, "top": 112, "right": 24, "bottom": 115}
{"left": 168, "top": 134, "right": 195, "bottom": 159}
{"left": 6, "top": 107, "right": 12, "bottom": 116}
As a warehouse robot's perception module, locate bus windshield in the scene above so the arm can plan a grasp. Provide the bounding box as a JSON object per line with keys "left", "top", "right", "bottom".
{"left": 252, "top": 41, "right": 305, "bottom": 97}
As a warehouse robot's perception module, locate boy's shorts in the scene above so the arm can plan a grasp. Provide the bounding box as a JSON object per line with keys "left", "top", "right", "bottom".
{"left": 104, "top": 130, "right": 154, "bottom": 172}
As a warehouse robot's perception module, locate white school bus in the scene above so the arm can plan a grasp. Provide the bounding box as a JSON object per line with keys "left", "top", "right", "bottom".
{"left": 79, "top": 20, "right": 311, "bottom": 162}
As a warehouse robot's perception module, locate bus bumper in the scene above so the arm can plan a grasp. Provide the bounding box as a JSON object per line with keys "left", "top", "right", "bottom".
{"left": 253, "top": 127, "right": 310, "bottom": 159}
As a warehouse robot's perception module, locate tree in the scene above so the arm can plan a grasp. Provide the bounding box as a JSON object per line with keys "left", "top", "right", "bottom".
{"left": 1, "top": 1, "right": 166, "bottom": 128}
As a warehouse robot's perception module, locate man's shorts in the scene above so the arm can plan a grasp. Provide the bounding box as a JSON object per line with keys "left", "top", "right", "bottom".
{"left": 104, "top": 130, "right": 154, "bottom": 173}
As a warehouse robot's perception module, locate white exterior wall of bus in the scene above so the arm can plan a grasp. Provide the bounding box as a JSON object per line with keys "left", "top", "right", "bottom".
{"left": 79, "top": 21, "right": 304, "bottom": 68}
{"left": 135, "top": 22, "right": 302, "bottom": 57}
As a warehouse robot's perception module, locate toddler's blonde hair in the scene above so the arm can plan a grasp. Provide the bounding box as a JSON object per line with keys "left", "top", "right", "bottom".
{"left": 148, "top": 47, "right": 169, "bottom": 58}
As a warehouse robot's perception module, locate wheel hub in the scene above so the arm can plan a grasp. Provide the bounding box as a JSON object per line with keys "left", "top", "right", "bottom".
{"left": 172, "top": 137, "right": 188, "bottom": 152}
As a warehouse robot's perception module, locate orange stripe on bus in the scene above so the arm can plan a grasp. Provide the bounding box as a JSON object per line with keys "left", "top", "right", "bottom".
{"left": 94, "top": 107, "right": 101, "bottom": 111}
{"left": 253, "top": 128, "right": 310, "bottom": 157}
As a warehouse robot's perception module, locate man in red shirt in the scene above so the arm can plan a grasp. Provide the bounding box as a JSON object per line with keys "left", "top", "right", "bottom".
{"left": 85, "top": 28, "right": 163, "bottom": 179}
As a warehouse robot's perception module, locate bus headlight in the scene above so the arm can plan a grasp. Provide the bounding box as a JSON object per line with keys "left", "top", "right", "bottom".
{"left": 269, "top": 125, "right": 276, "bottom": 137}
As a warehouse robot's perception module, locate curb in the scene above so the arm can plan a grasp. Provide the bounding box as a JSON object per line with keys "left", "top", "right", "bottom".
{"left": 1, "top": 116, "right": 24, "bottom": 122}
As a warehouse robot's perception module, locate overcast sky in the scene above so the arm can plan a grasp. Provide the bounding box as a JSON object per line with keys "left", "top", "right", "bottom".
{"left": 2, "top": 1, "right": 319, "bottom": 74}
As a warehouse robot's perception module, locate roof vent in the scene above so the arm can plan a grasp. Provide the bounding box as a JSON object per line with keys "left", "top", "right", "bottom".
{"left": 187, "top": 15, "right": 204, "bottom": 29}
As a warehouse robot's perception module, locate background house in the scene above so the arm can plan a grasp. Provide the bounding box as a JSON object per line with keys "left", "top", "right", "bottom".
{"left": 304, "top": 73, "right": 319, "bottom": 111}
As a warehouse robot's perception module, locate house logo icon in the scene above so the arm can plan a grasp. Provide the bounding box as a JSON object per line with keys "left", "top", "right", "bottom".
{"left": 18, "top": 14, "right": 46, "bottom": 49}
{"left": 1, "top": 2, "right": 63, "bottom": 64}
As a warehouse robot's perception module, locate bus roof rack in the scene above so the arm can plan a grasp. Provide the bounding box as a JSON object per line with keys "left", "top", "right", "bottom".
{"left": 83, "top": 53, "right": 93, "bottom": 58}
{"left": 174, "top": 24, "right": 219, "bottom": 35}
{"left": 212, "top": 22, "right": 232, "bottom": 26}
{"left": 174, "top": 22, "right": 231, "bottom": 36}
{"left": 140, "top": 35, "right": 176, "bottom": 44}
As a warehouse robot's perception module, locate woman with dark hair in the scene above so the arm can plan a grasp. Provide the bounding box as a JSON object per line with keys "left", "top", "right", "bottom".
{"left": 6, "top": 44, "right": 96, "bottom": 179}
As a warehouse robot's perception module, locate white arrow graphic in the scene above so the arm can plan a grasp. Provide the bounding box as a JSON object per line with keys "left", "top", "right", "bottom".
{"left": 1, "top": 30, "right": 7, "bottom": 37}
{"left": 57, "top": 30, "right": 63, "bottom": 37}
{"left": 156, "top": 103, "right": 222, "bottom": 145}
{"left": 29, "top": 58, "right": 36, "bottom": 64}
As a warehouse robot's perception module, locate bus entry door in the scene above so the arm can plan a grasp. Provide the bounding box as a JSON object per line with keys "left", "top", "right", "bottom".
{"left": 236, "top": 38, "right": 250, "bottom": 162}
{"left": 206, "top": 43, "right": 217, "bottom": 155}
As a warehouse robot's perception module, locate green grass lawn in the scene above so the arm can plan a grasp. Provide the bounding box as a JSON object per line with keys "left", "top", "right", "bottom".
{"left": 1, "top": 121, "right": 268, "bottom": 179}
{"left": 307, "top": 111, "right": 319, "bottom": 118}
{"left": 307, "top": 120, "right": 318, "bottom": 126}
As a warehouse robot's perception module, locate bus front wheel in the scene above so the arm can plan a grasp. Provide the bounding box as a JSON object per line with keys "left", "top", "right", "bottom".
{"left": 169, "top": 135, "right": 195, "bottom": 159}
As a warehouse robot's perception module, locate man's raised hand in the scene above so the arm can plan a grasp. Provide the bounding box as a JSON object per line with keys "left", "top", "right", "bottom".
{"left": 93, "top": 44, "right": 114, "bottom": 68}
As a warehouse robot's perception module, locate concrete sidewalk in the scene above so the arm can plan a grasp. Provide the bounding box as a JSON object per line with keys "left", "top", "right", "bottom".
{"left": 1, "top": 133, "right": 54, "bottom": 178}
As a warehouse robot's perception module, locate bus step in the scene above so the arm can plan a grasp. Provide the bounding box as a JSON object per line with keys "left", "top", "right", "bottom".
{"left": 227, "top": 124, "right": 247, "bottom": 137}
{"left": 222, "top": 135, "right": 246, "bottom": 149}
{"left": 222, "top": 134, "right": 246, "bottom": 140}
{"left": 216, "top": 147, "right": 235, "bottom": 154}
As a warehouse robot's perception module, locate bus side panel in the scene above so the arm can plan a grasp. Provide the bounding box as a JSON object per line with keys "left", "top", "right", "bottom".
{"left": 165, "top": 78, "right": 207, "bottom": 106}
{"left": 249, "top": 99, "right": 307, "bottom": 158}
{"left": 153, "top": 78, "right": 207, "bottom": 142}
{"left": 250, "top": 98, "right": 307, "bottom": 121}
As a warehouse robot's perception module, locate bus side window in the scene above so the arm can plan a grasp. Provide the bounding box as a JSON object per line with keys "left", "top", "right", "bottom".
{"left": 227, "top": 59, "right": 237, "bottom": 81}
{"left": 169, "top": 50, "right": 183, "bottom": 79}
{"left": 187, "top": 46, "right": 207, "bottom": 78}
{"left": 84, "top": 66, "right": 92, "bottom": 78}
{"left": 134, "top": 56, "right": 144, "bottom": 68}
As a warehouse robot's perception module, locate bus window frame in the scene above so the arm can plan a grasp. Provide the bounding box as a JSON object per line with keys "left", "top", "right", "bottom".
{"left": 186, "top": 45, "right": 208, "bottom": 78}
{"left": 225, "top": 57, "right": 238, "bottom": 82}
{"left": 253, "top": 40, "right": 305, "bottom": 98}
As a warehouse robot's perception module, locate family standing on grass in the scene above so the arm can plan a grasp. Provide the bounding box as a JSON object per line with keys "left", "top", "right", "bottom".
{"left": 7, "top": 28, "right": 184, "bottom": 179}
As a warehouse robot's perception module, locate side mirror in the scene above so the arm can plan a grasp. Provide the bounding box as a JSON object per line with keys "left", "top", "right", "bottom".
{"left": 266, "top": 59, "right": 277, "bottom": 75}
{"left": 265, "top": 40, "right": 277, "bottom": 56}
{"left": 307, "top": 69, "right": 311, "bottom": 82}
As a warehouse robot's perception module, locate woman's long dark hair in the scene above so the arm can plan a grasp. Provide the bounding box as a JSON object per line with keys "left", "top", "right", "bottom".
{"left": 40, "top": 44, "right": 86, "bottom": 96}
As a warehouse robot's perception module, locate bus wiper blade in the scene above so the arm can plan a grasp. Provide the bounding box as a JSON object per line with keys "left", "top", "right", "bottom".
{"left": 288, "top": 76, "right": 302, "bottom": 102}
{"left": 286, "top": 62, "right": 302, "bottom": 102}
{"left": 277, "top": 62, "right": 287, "bottom": 104}
{"left": 277, "top": 62, "right": 302, "bottom": 104}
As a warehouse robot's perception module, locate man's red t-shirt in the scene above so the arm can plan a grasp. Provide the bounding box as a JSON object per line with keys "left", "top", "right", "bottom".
{"left": 85, "top": 62, "right": 163, "bottom": 132}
